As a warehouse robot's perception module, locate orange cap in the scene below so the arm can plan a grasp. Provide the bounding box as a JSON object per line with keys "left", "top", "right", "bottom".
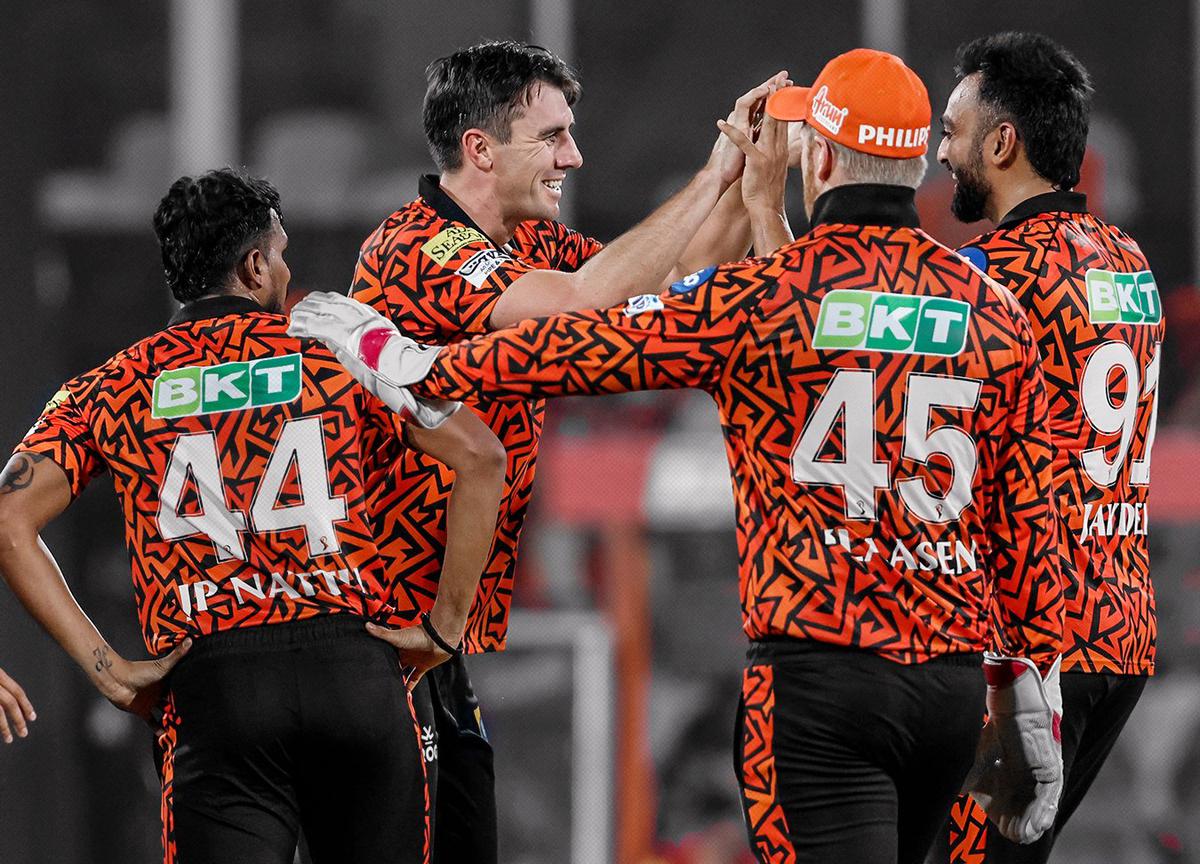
{"left": 766, "top": 48, "right": 931, "bottom": 158}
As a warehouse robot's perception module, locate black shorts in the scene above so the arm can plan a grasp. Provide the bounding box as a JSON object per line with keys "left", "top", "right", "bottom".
{"left": 736, "top": 641, "right": 986, "bottom": 864}
{"left": 928, "top": 671, "right": 1147, "bottom": 864}
{"left": 411, "top": 653, "right": 497, "bottom": 864}
{"left": 156, "top": 615, "right": 427, "bottom": 864}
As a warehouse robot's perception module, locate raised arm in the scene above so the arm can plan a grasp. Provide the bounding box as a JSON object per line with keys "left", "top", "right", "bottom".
{"left": 0, "top": 453, "right": 189, "bottom": 721}
{"left": 486, "top": 75, "right": 788, "bottom": 328}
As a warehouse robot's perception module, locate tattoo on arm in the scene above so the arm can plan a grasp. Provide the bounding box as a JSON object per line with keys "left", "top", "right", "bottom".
{"left": 93, "top": 646, "right": 113, "bottom": 674}
{"left": 0, "top": 453, "right": 49, "bottom": 495}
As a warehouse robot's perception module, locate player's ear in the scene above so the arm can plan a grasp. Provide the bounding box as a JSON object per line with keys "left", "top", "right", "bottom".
{"left": 461, "top": 129, "right": 493, "bottom": 171}
{"left": 816, "top": 135, "right": 835, "bottom": 183}
{"left": 989, "top": 121, "right": 1021, "bottom": 170}
{"left": 238, "top": 245, "right": 268, "bottom": 291}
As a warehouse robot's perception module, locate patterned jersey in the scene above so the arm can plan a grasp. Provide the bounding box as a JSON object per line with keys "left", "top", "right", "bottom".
{"left": 959, "top": 191, "right": 1162, "bottom": 675}
{"left": 16, "top": 296, "right": 404, "bottom": 654}
{"left": 351, "top": 174, "right": 603, "bottom": 652}
{"left": 415, "top": 185, "right": 1065, "bottom": 665}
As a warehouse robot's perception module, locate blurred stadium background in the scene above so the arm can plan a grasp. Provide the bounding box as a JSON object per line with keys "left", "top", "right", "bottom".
{"left": 1, "top": 2, "right": 1199, "bottom": 862}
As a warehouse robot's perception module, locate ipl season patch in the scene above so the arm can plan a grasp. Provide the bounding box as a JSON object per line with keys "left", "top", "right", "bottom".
{"left": 624, "top": 294, "right": 665, "bottom": 317}
{"left": 421, "top": 226, "right": 489, "bottom": 266}
{"left": 152, "top": 354, "right": 302, "bottom": 419}
{"left": 813, "top": 290, "right": 971, "bottom": 356}
{"left": 455, "top": 249, "right": 510, "bottom": 288}
{"left": 1085, "top": 269, "right": 1162, "bottom": 325}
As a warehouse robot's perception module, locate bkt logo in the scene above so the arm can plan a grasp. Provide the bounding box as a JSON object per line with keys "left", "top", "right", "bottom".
{"left": 152, "top": 354, "right": 302, "bottom": 419}
{"left": 1085, "top": 269, "right": 1162, "bottom": 325}
{"left": 813, "top": 290, "right": 971, "bottom": 356}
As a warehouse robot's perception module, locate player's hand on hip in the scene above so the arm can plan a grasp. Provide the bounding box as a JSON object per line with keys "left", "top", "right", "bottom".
{"left": 0, "top": 666, "right": 36, "bottom": 743}
{"left": 706, "top": 71, "right": 791, "bottom": 187}
{"left": 98, "top": 639, "right": 192, "bottom": 722}
{"left": 964, "top": 654, "right": 1064, "bottom": 844}
{"left": 365, "top": 621, "right": 451, "bottom": 691}
{"left": 288, "top": 291, "right": 443, "bottom": 390}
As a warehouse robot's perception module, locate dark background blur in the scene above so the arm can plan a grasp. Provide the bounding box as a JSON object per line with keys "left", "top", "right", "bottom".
{"left": 1, "top": 2, "right": 1198, "bottom": 863}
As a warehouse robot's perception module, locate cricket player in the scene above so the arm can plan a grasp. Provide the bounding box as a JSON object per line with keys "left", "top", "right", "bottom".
{"left": 294, "top": 48, "right": 1067, "bottom": 864}
{"left": 0, "top": 169, "right": 505, "bottom": 863}
{"left": 932, "top": 31, "right": 1163, "bottom": 863}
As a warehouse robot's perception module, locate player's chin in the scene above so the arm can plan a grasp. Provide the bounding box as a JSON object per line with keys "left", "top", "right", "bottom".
{"left": 530, "top": 196, "right": 560, "bottom": 222}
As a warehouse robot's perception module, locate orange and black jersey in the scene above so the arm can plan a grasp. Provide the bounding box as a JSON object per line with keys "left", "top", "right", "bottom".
{"left": 16, "top": 296, "right": 405, "bottom": 654}
{"left": 351, "top": 174, "right": 603, "bottom": 653}
{"left": 959, "top": 192, "right": 1162, "bottom": 675}
{"left": 414, "top": 184, "right": 1065, "bottom": 666}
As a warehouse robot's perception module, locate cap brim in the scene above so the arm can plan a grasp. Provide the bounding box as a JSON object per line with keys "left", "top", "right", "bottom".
{"left": 765, "top": 85, "right": 811, "bottom": 121}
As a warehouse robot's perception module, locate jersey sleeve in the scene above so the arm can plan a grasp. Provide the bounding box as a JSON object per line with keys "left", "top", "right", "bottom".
{"left": 15, "top": 383, "right": 105, "bottom": 498}
{"left": 414, "top": 262, "right": 759, "bottom": 403}
{"left": 351, "top": 223, "right": 537, "bottom": 341}
{"left": 546, "top": 222, "right": 604, "bottom": 271}
{"left": 984, "top": 309, "right": 1065, "bottom": 667}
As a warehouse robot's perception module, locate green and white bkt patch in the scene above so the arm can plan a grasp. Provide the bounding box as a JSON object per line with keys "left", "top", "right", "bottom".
{"left": 1085, "top": 269, "right": 1161, "bottom": 325}
{"left": 813, "top": 290, "right": 971, "bottom": 356}
{"left": 152, "top": 354, "right": 302, "bottom": 419}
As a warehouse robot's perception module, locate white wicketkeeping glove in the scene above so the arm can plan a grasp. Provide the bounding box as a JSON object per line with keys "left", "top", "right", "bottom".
{"left": 963, "top": 654, "right": 1063, "bottom": 845}
{"left": 288, "top": 291, "right": 460, "bottom": 429}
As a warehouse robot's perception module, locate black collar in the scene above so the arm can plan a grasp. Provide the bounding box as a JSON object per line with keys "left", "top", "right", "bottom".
{"left": 997, "top": 190, "right": 1088, "bottom": 230}
{"left": 809, "top": 184, "right": 921, "bottom": 229}
{"left": 168, "top": 294, "right": 267, "bottom": 326}
{"left": 419, "top": 174, "right": 497, "bottom": 243}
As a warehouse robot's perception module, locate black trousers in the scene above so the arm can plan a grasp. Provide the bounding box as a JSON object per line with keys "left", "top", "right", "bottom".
{"left": 157, "top": 615, "right": 427, "bottom": 864}
{"left": 927, "top": 671, "right": 1148, "bottom": 864}
{"left": 736, "top": 641, "right": 986, "bottom": 864}
{"left": 411, "top": 654, "right": 498, "bottom": 864}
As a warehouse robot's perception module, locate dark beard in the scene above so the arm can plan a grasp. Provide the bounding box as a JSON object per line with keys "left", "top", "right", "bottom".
{"left": 949, "top": 157, "right": 991, "bottom": 224}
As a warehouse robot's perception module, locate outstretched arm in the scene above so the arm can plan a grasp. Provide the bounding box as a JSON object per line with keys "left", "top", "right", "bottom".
{"left": 0, "top": 453, "right": 189, "bottom": 721}
{"left": 290, "top": 259, "right": 760, "bottom": 406}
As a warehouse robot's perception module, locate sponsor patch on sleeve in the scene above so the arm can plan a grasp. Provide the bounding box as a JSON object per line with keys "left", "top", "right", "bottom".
{"left": 623, "top": 294, "right": 666, "bottom": 317}
{"left": 43, "top": 386, "right": 70, "bottom": 414}
{"left": 455, "top": 248, "right": 511, "bottom": 288}
{"left": 422, "top": 226, "right": 490, "bottom": 266}
{"left": 670, "top": 265, "right": 716, "bottom": 295}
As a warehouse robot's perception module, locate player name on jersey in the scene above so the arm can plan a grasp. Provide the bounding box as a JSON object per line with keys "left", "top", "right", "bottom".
{"left": 813, "top": 290, "right": 971, "bottom": 355}
{"left": 823, "top": 528, "right": 980, "bottom": 575}
{"left": 152, "top": 354, "right": 302, "bottom": 419}
{"left": 1076, "top": 501, "right": 1150, "bottom": 541}
{"left": 175, "top": 566, "right": 367, "bottom": 618}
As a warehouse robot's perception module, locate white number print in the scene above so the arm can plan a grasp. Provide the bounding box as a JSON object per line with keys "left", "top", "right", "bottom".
{"left": 898, "top": 375, "right": 982, "bottom": 523}
{"left": 157, "top": 418, "right": 348, "bottom": 560}
{"left": 1080, "top": 341, "right": 1161, "bottom": 487}
{"left": 791, "top": 370, "right": 981, "bottom": 522}
{"left": 791, "top": 369, "right": 890, "bottom": 520}
{"left": 157, "top": 432, "right": 248, "bottom": 561}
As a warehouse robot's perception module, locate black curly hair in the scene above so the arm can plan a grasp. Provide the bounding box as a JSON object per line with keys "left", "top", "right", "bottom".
{"left": 152, "top": 168, "right": 282, "bottom": 303}
{"left": 956, "top": 32, "right": 1094, "bottom": 190}
{"left": 423, "top": 40, "right": 582, "bottom": 171}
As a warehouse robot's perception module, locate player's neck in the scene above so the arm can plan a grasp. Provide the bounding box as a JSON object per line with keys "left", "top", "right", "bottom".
{"left": 987, "top": 170, "right": 1057, "bottom": 225}
{"left": 438, "top": 173, "right": 515, "bottom": 247}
